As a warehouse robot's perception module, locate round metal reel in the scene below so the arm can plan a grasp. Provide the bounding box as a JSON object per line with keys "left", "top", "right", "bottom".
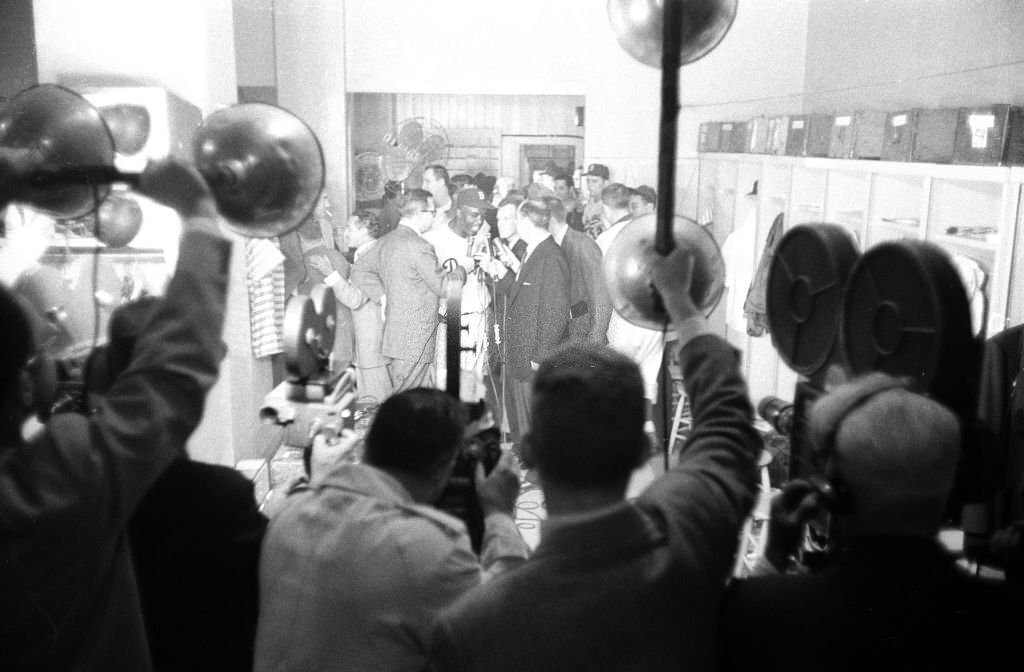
{"left": 283, "top": 284, "right": 337, "bottom": 380}
{"left": 840, "top": 240, "right": 974, "bottom": 403}
{"left": 766, "top": 223, "right": 860, "bottom": 377}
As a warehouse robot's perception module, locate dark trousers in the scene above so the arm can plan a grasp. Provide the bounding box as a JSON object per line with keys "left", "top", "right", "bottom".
{"left": 509, "top": 375, "right": 533, "bottom": 453}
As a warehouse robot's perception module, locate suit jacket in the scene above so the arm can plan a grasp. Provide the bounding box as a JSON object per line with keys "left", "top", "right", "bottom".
{"left": 494, "top": 236, "right": 570, "bottom": 381}
{"left": 559, "top": 227, "right": 611, "bottom": 345}
{"left": 429, "top": 335, "right": 761, "bottom": 672}
{"left": 299, "top": 245, "right": 355, "bottom": 368}
{"left": 374, "top": 224, "right": 445, "bottom": 361}
{"left": 722, "top": 536, "right": 1024, "bottom": 672}
{"left": 0, "top": 232, "right": 229, "bottom": 672}
{"left": 130, "top": 459, "right": 268, "bottom": 672}
{"left": 331, "top": 241, "right": 386, "bottom": 366}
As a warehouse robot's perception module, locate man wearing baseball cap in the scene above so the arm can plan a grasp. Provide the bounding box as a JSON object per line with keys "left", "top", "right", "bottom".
{"left": 581, "top": 163, "right": 610, "bottom": 239}
{"left": 424, "top": 187, "right": 496, "bottom": 400}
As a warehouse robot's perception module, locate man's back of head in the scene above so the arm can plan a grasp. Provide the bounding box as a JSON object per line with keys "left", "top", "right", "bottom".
{"left": 600, "top": 183, "right": 632, "bottom": 218}
{"left": 364, "top": 388, "right": 467, "bottom": 487}
{"left": 808, "top": 372, "right": 961, "bottom": 535}
{"left": 528, "top": 345, "right": 647, "bottom": 499}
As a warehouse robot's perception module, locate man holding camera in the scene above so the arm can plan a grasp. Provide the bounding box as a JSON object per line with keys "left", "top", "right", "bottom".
{"left": 722, "top": 374, "right": 1024, "bottom": 671}
{"left": 0, "top": 156, "right": 231, "bottom": 671}
{"left": 254, "top": 388, "right": 529, "bottom": 672}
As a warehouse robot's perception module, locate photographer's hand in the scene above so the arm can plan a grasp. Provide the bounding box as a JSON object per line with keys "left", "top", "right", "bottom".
{"left": 475, "top": 451, "right": 521, "bottom": 517}
{"left": 764, "top": 479, "right": 822, "bottom": 571}
{"left": 137, "top": 157, "right": 221, "bottom": 236}
{"left": 649, "top": 248, "right": 699, "bottom": 325}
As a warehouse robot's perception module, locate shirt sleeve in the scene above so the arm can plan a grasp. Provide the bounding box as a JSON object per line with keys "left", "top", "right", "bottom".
{"left": 479, "top": 512, "right": 530, "bottom": 580}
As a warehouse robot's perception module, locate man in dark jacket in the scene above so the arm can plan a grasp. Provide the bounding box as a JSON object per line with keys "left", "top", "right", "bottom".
{"left": 722, "top": 373, "right": 1024, "bottom": 672}
{"left": 0, "top": 157, "right": 230, "bottom": 671}
{"left": 479, "top": 198, "right": 569, "bottom": 451}
{"left": 430, "top": 249, "right": 760, "bottom": 672}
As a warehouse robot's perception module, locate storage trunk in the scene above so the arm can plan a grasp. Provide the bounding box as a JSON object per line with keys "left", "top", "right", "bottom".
{"left": 953, "top": 104, "right": 1024, "bottom": 166}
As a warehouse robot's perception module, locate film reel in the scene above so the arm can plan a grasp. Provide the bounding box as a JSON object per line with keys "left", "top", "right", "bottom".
{"left": 840, "top": 240, "right": 976, "bottom": 413}
{"left": 766, "top": 223, "right": 860, "bottom": 377}
{"left": 283, "top": 284, "right": 337, "bottom": 381}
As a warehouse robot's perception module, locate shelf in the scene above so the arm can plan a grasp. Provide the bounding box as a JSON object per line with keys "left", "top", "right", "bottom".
{"left": 931, "top": 233, "right": 999, "bottom": 255}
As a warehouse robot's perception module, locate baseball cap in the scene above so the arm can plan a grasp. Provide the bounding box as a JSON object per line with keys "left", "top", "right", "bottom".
{"left": 455, "top": 187, "right": 496, "bottom": 210}
{"left": 582, "top": 163, "right": 610, "bottom": 180}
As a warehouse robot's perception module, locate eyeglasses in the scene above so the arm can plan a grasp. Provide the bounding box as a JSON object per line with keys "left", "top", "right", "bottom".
{"left": 421, "top": 208, "right": 437, "bottom": 215}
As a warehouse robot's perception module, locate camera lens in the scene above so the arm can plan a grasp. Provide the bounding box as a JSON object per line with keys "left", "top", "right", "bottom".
{"left": 757, "top": 396, "right": 795, "bottom": 436}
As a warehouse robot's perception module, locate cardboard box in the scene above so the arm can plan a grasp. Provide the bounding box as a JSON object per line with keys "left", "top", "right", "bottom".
{"left": 911, "top": 108, "right": 959, "bottom": 163}
{"left": 953, "top": 104, "right": 1024, "bottom": 165}
{"left": 881, "top": 110, "right": 917, "bottom": 162}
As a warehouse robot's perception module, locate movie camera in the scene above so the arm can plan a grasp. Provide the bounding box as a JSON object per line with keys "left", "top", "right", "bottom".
{"left": 756, "top": 222, "right": 983, "bottom": 560}
{"left": 259, "top": 284, "right": 361, "bottom": 476}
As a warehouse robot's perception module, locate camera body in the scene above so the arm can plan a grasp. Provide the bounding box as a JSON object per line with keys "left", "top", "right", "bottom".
{"left": 436, "top": 399, "right": 503, "bottom": 554}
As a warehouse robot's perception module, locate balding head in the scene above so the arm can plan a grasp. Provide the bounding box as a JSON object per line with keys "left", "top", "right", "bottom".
{"left": 808, "top": 372, "right": 961, "bottom": 535}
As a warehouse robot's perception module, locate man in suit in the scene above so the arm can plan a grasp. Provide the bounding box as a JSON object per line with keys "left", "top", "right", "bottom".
{"left": 722, "top": 373, "right": 1024, "bottom": 672}
{"left": 313, "top": 210, "right": 392, "bottom": 403}
{"left": 482, "top": 197, "right": 527, "bottom": 438}
{"left": 374, "top": 189, "right": 447, "bottom": 391}
{"left": 480, "top": 198, "right": 569, "bottom": 453}
{"left": 544, "top": 196, "right": 611, "bottom": 345}
{"left": 429, "top": 249, "right": 761, "bottom": 672}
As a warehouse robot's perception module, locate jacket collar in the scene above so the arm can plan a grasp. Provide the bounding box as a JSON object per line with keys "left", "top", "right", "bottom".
{"left": 533, "top": 501, "right": 664, "bottom": 563}
{"left": 317, "top": 462, "right": 414, "bottom": 505}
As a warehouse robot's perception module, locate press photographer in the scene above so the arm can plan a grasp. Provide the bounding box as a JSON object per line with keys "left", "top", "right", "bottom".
{"left": 255, "top": 387, "right": 528, "bottom": 671}
{"left": 723, "top": 373, "right": 1024, "bottom": 672}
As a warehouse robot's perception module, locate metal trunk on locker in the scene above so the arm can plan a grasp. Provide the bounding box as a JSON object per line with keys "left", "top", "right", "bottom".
{"left": 953, "top": 104, "right": 1024, "bottom": 166}
{"left": 911, "top": 108, "right": 959, "bottom": 164}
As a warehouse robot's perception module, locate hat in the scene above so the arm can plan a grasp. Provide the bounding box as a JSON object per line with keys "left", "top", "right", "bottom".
{"left": 455, "top": 187, "right": 496, "bottom": 210}
{"left": 582, "top": 163, "right": 610, "bottom": 180}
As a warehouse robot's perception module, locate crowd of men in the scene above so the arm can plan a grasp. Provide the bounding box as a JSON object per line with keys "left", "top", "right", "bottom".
{"left": 1, "top": 151, "right": 1022, "bottom": 672}
{"left": 308, "top": 162, "right": 670, "bottom": 458}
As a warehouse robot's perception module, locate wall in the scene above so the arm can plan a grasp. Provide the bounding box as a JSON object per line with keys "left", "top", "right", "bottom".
{"left": 804, "top": 0, "right": 1024, "bottom": 112}
{"left": 343, "top": 0, "right": 809, "bottom": 217}
{"left": 0, "top": 0, "right": 37, "bottom": 101}
{"left": 33, "top": 0, "right": 237, "bottom": 114}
